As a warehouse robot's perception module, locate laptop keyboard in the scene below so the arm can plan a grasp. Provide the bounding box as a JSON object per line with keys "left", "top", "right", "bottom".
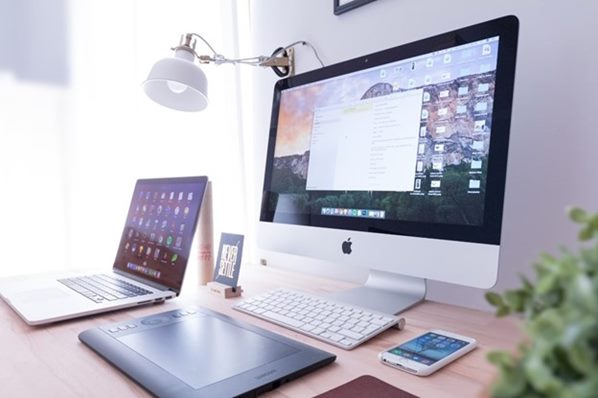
{"left": 58, "top": 274, "right": 152, "bottom": 303}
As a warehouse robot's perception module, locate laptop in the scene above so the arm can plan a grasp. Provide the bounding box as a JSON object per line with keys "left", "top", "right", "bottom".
{"left": 0, "top": 176, "right": 208, "bottom": 325}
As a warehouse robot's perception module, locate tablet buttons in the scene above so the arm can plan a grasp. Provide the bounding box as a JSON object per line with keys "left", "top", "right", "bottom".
{"left": 141, "top": 317, "right": 166, "bottom": 326}
{"left": 172, "top": 310, "right": 194, "bottom": 318}
{"left": 108, "top": 323, "right": 138, "bottom": 333}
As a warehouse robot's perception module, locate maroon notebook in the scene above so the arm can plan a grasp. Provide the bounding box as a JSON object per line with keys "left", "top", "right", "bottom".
{"left": 315, "top": 375, "right": 419, "bottom": 398}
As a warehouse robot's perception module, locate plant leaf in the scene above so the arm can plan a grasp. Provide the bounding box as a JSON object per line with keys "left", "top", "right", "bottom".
{"left": 496, "top": 305, "right": 511, "bottom": 317}
{"left": 489, "top": 360, "right": 528, "bottom": 398}
{"left": 566, "top": 340, "right": 593, "bottom": 376}
{"left": 536, "top": 273, "right": 558, "bottom": 295}
{"left": 486, "top": 291, "right": 505, "bottom": 307}
{"left": 568, "top": 207, "right": 588, "bottom": 223}
{"left": 487, "top": 350, "right": 513, "bottom": 368}
{"left": 579, "top": 226, "right": 593, "bottom": 241}
{"left": 505, "top": 290, "right": 525, "bottom": 313}
{"left": 523, "top": 353, "right": 562, "bottom": 393}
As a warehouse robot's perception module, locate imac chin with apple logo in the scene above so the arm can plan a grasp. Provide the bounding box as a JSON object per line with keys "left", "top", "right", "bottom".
{"left": 341, "top": 238, "right": 352, "bottom": 255}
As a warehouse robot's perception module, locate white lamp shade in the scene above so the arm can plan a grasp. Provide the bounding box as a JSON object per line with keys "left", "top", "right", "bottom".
{"left": 143, "top": 50, "right": 208, "bottom": 112}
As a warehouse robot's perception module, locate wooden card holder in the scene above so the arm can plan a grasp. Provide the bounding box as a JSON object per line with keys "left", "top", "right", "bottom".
{"left": 207, "top": 281, "right": 243, "bottom": 298}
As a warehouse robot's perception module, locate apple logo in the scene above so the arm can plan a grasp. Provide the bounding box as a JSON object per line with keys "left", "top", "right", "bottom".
{"left": 341, "top": 237, "right": 352, "bottom": 255}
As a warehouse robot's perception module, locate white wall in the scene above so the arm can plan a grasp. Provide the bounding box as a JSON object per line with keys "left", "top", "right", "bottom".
{"left": 0, "top": 1, "right": 249, "bottom": 278}
{"left": 247, "top": 0, "right": 598, "bottom": 310}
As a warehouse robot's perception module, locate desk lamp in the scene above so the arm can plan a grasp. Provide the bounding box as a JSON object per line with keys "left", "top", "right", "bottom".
{"left": 144, "top": 33, "right": 323, "bottom": 112}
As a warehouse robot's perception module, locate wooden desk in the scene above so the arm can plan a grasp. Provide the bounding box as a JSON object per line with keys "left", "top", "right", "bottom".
{"left": 0, "top": 265, "right": 520, "bottom": 397}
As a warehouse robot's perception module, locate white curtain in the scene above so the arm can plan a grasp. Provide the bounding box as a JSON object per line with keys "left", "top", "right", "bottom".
{"left": 0, "top": 0, "right": 250, "bottom": 277}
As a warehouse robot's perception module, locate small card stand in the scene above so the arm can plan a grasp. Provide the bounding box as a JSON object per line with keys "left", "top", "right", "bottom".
{"left": 207, "top": 281, "right": 243, "bottom": 298}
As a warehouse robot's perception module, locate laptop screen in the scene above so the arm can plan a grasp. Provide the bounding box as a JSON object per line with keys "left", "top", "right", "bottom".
{"left": 113, "top": 176, "right": 208, "bottom": 292}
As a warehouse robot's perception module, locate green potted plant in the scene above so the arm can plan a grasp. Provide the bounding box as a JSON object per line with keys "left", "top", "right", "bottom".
{"left": 485, "top": 207, "right": 598, "bottom": 398}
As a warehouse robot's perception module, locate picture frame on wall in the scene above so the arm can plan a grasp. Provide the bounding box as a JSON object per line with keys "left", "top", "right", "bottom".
{"left": 333, "top": 0, "right": 378, "bottom": 15}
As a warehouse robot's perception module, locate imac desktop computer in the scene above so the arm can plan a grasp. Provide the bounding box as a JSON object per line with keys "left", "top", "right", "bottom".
{"left": 257, "top": 16, "right": 519, "bottom": 316}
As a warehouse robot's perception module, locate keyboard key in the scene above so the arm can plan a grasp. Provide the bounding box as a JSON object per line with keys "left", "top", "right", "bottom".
{"left": 330, "top": 334, "right": 344, "bottom": 342}
{"left": 311, "top": 327, "right": 325, "bottom": 335}
{"left": 339, "top": 329, "right": 364, "bottom": 340}
{"left": 262, "top": 311, "right": 304, "bottom": 328}
{"left": 340, "top": 338, "right": 357, "bottom": 347}
{"left": 371, "top": 318, "right": 390, "bottom": 326}
{"left": 364, "top": 325, "right": 381, "bottom": 334}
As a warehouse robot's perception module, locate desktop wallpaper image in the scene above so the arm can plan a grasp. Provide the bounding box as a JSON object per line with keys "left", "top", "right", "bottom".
{"left": 267, "top": 41, "right": 498, "bottom": 226}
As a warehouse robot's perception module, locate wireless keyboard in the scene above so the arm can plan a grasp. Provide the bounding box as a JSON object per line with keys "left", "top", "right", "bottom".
{"left": 233, "top": 288, "right": 400, "bottom": 350}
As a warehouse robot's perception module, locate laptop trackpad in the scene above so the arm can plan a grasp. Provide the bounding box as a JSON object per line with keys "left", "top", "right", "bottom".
{"left": 15, "top": 288, "right": 70, "bottom": 303}
{"left": 117, "top": 315, "right": 298, "bottom": 389}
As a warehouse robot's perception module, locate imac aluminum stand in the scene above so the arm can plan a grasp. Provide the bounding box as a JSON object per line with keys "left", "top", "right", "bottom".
{"left": 328, "top": 270, "right": 426, "bottom": 315}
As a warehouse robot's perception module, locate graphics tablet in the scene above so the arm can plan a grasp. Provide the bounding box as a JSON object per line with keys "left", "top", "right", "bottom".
{"left": 79, "top": 307, "right": 336, "bottom": 397}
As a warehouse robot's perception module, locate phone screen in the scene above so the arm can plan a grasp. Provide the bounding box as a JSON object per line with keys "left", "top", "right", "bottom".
{"left": 388, "top": 332, "right": 470, "bottom": 365}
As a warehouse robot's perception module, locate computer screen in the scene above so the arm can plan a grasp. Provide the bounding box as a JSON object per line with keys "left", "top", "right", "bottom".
{"left": 113, "top": 177, "right": 207, "bottom": 292}
{"left": 258, "top": 16, "right": 518, "bottom": 313}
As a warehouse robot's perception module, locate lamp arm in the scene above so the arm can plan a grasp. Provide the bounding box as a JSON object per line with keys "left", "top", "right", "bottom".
{"left": 170, "top": 33, "right": 325, "bottom": 77}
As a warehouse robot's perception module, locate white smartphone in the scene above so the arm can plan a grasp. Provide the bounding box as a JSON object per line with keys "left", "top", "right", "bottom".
{"left": 378, "top": 329, "right": 477, "bottom": 376}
